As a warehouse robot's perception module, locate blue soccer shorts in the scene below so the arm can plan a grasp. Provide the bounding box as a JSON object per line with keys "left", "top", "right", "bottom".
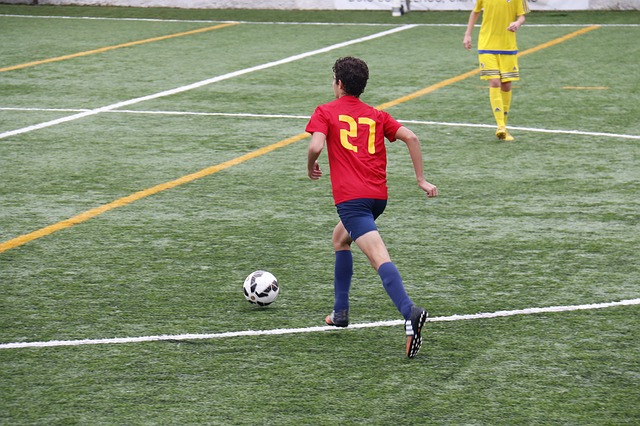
{"left": 336, "top": 198, "right": 387, "bottom": 241}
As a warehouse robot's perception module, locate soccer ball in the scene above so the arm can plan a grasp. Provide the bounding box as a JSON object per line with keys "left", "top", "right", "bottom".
{"left": 243, "top": 270, "right": 279, "bottom": 306}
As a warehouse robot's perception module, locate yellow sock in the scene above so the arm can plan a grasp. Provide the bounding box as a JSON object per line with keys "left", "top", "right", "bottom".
{"left": 501, "top": 90, "right": 512, "bottom": 125}
{"left": 490, "top": 87, "right": 505, "bottom": 127}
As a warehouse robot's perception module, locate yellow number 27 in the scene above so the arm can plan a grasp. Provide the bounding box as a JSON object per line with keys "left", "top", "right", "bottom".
{"left": 338, "top": 115, "right": 377, "bottom": 155}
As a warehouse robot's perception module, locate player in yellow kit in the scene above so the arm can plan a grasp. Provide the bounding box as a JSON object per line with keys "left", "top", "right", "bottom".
{"left": 464, "top": 0, "right": 529, "bottom": 141}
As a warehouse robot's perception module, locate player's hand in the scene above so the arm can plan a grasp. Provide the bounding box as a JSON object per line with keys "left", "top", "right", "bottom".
{"left": 308, "top": 161, "right": 322, "bottom": 180}
{"left": 419, "top": 180, "right": 438, "bottom": 198}
{"left": 507, "top": 21, "right": 520, "bottom": 32}
{"left": 463, "top": 35, "right": 472, "bottom": 51}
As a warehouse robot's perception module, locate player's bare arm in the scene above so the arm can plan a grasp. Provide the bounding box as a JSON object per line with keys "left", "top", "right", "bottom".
{"left": 307, "top": 132, "right": 326, "bottom": 180}
{"left": 463, "top": 11, "right": 481, "bottom": 50}
{"left": 395, "top": 126, "right": 439, "bottom": 198}
{"left": 507, "top": 14, "right": 526, "bottom": 32}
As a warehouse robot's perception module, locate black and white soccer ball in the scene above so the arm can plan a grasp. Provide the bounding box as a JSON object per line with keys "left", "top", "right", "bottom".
{"left": 243, "top": 270, "right": 279, "bottom": 306}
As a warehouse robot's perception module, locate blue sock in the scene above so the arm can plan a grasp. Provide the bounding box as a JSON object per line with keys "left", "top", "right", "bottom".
{"left": 333, "top": 250, "right": 353, "bottom": 312}
{"left": 378, "top": 262, "right": 413, "bottom": 319}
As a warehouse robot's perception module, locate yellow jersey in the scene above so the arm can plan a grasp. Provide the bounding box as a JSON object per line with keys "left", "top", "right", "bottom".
{"left": 475, "top": 0, "right": 529, "bottom": 54}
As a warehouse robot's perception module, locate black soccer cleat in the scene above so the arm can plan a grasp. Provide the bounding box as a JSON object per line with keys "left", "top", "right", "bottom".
{"left": 405, "top": 306, "right": 428, "bottom": 358}
{"left": 325, "top": 310, "right": 349, "bottom": 327}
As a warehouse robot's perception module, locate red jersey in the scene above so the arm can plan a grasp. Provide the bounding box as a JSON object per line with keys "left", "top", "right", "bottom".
{"left": 306, "top": 96, "right": 402, "bottom": 205}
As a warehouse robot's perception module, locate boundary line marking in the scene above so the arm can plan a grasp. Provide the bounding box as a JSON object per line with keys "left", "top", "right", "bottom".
{"left": 1, "top": 298, "right": 638, "bottom": 350}
{"left": 401, "top": 119, "right": 640, "bottom": 140}
{"left": 3, "top": 107, "right": 637, "bottom": 140}
{"left": 0, "top": 22, "right": 240, "bottom": 73}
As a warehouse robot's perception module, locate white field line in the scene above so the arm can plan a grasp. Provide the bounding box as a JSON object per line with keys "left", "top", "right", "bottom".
{"left": 1, "top": 298, "right": 638, "bottom": 350}
{"left": 401, "top": 119, "right": 640, "bottom": 140}
{"left": 0, "top": 24, "right": 416, "bottom": 141}
{"left": 3, "top": 107, "right": 638, "bottom": 140}
{"left": 0, "top": 107, "right": 309, "bottom": 120}
{"left": 1, "top": 15, "right": 639, "bottom": 27}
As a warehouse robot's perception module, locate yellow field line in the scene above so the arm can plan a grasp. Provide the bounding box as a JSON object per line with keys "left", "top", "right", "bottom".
{"left": 0, "top": 22, "right": 240, "bottom": 73}
{"left": 518, "top": 25, "right": 600, "bottom": 57}
{"left": 0, "top": 133, "right": 308, "bottom": 253}
{"left": 376, "top": 68, "right": 481, "bottom": 110}
{"left": 563, "top": 86, "right": 609, "bottom": 90}
{"left": 0, "top": 26, "right": 600, "bottom": 254}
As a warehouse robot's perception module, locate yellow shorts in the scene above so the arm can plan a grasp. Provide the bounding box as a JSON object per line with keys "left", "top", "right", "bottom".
{"left": 478, "top": 53, "right": 520, "bottom": 82}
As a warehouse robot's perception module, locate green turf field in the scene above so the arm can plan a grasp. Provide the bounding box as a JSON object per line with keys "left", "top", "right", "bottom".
{"left": 1, "top": 5, "right": 639, "bottom": 425}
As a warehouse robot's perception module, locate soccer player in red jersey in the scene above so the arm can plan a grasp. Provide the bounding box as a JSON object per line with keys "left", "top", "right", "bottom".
{"left": 306, "top": 56, "right": 438, "bottom": 358}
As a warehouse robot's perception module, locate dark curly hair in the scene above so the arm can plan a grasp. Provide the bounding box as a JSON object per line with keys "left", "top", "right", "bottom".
{"left": 332, "top": 56, "right": 369, "bottom": 97}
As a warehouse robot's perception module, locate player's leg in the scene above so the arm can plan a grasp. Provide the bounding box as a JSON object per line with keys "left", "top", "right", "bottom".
{"left": 489, "top": 78, "right": 507, "bottom": 139}
{"left": 355, "top": 230, "right": 427, "bottom": 358}
{"left": 501, "top": 81, "right": 513, "bottom": 124}
{"left": 355, "top": 229, "right": 414, "bottom": 321}
{"left": 336, "top": 198, "right": 412, "bottom": 318}
{"left": 499, "top": 54, "right": 520, "bottom": 140}
{"left": 326, "top": 221, "right": 353, "bottom": 327}
{"left": 352, "top": 229, "right": 390, "bottom": 270}
{"left": 326, "top": 200, "right": 373, "bottom": 327}
{"left": 500, "top": 81, "right": 514, "bottom": 141}
{"left": 479, "top": 54, "right": 507, "bottom": 139}
{"left": 341, "top": 199, "right": 427, "bottom": 357}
